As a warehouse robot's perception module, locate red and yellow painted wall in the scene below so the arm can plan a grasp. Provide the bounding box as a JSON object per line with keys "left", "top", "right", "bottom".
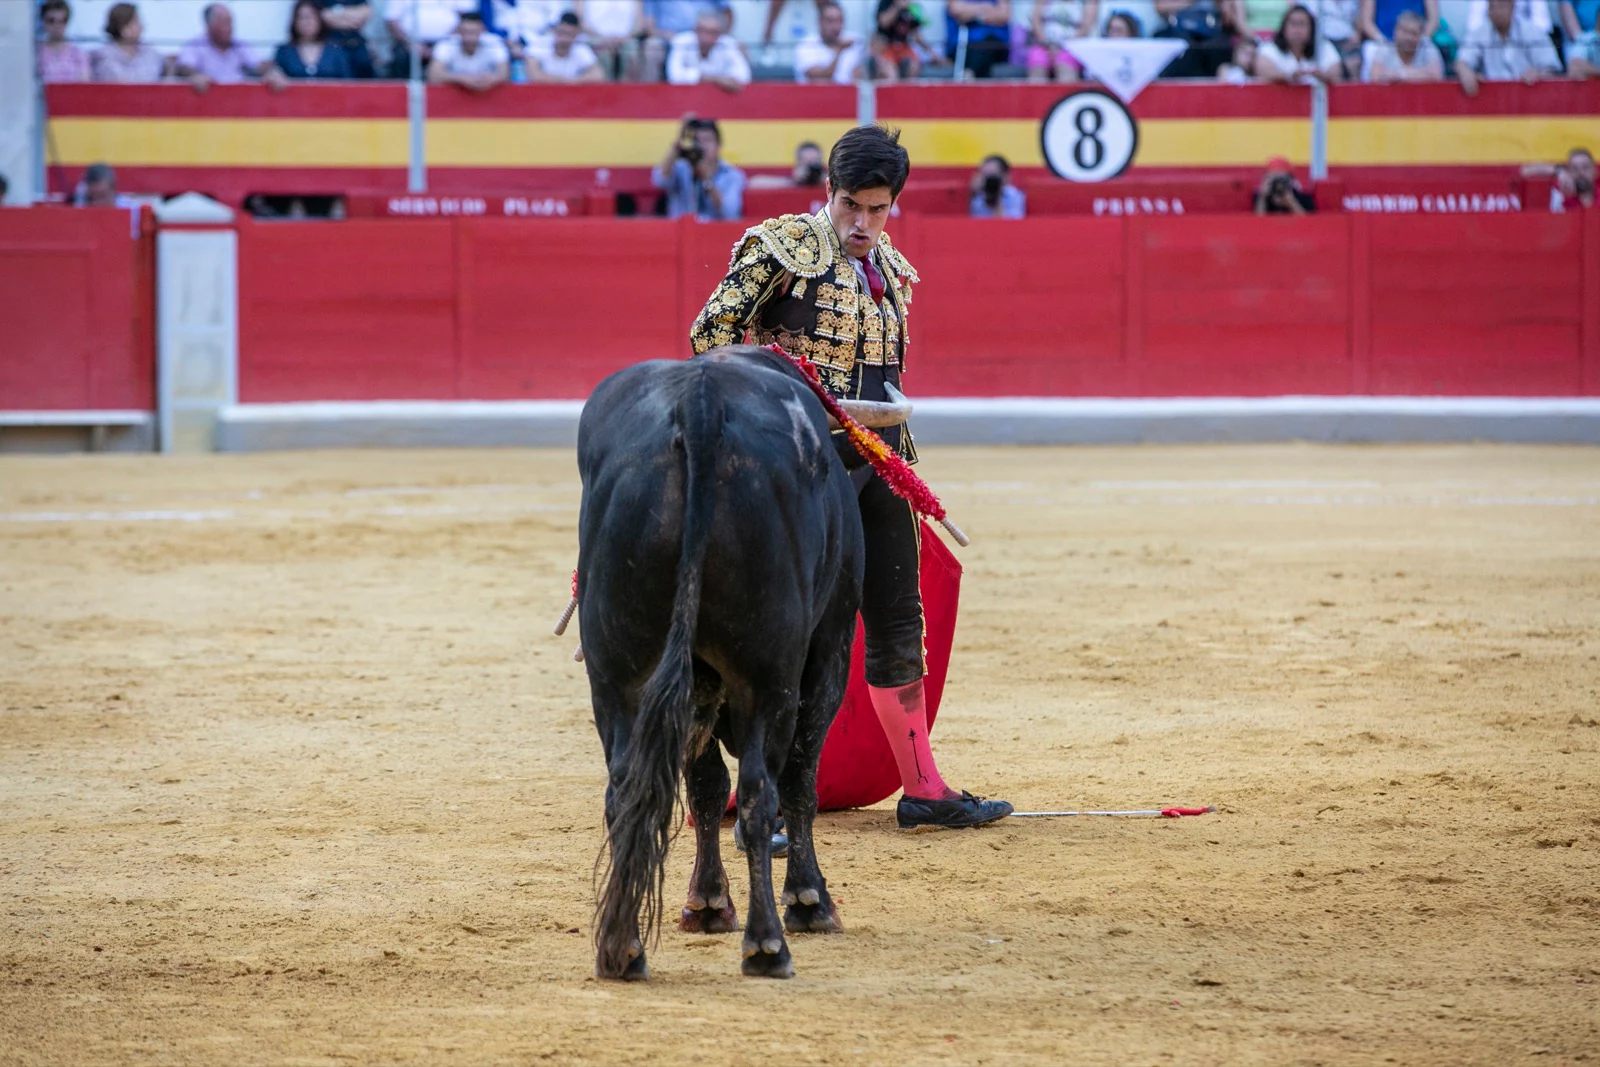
{"left": 45, "top": 81, "right": 1600, "bottom": 207}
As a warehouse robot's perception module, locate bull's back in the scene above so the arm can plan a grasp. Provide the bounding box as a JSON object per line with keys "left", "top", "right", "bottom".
{"left": 577, "top": 357, "right": 852, "bottom": 679}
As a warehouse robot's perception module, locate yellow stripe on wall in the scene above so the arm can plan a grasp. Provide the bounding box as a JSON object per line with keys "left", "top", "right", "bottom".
{"left": 50, "top": 118, "right": 409, "bottom": 167}
{"left": 1327, "top": 116, "right": 1600, "bottom": 166}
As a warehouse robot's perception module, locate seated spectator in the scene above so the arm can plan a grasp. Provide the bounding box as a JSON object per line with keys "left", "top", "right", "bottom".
{"left": 176, "top": 4, "right": 283, "bottom": 92}
{"left": 1563, "top": 0, "right": 1600, "bottom": 74}
{"left": 970, "top": 155, "right": 1026, "bottom": 218}
{"left": 1253, "top": 157, "right": 1314, "bottom": 214}
{"left": 1102, "top": 9, "right": 1145, "bottom": 34}
{"left": 1247, "top": 0, "right": 1359, "bottom": 72}
{"left": 1154, "top": 0, "right": 1243, "bottom": 77}
{"left": 38, "top": 0, "right": 90, "bottom": 83}
{"left": 90, "top": 3, "right": 168, "bottom": 83}
{"left": 1561, "top": 0, "right": 1598, "bottom": 58}
{"left": 1028, "top": 0, "right": 1100, "bottom": 81}
{"left": 491, "top": 0, "right": 564, "bottom": 62}
{"left": 1255, "top": 4, "right": 1343, "bottom": 81}
{"left": 796, "top": 2, "right": 866, "bottom": 83}
{"left": 73, "top": 163, "right": 137, "bottom": 208}
{"left": 429, "top": 11, "right": 511, "bottom": 89}
{"left": 1454, "top": 0, "right": 1560, "bottom": 95}
{"left": 666, "top": 11, "right": 751, "bottom": 88}
{"left": 1464, "top": 0, "right": 1551, "bottom": 36}
{"left": 1524, "top": 148, "right": 1597, "bottom": 210}
{"left": 385, "top": 0, "right": 478, "bottom": 78}
{"left": 653, "top": 115, "right": 745, "bottom": 220}
{"left": 528, "top": 12, "right": 605, "bottom": 81}
{"left": 644, "top": 0, "right": 732, "bottom": 81}
{"left": 1363, "top": 9, "right": 1443, "bottom": 80}
{"left": 760, "top": 0, "right": 825, "bottom": 59}
{"left": 1217, "top": 34, "right": 1258, "bottom": 79}
{"left": 946, "top": 0, "right": 1013, "bottom": 78}
{"left": 1319, "top": 0, "right": 1361, "bottom": 73}
{"left": 1555, "top": 148, "right": 1596, "bottom": 210}
{"left": 874, "top": 0, "right": 948, "bottom": 81}
{"left": 313, "top": 0, "right": 376, "bottom": 77}
{"left": 575, "top": 0, "right": 645, "bottom": 79}
{"left": 748, "top": 140, "right": 827, "bottom": 188}
{"left": 1357, "top": 0, "right": 1438, "bottom": 44}
{"left": 1572, "top": 34, "right": 1600, "bottom": 75}
{"left": 272, "top": 1, "right": 354, "bottom": 79}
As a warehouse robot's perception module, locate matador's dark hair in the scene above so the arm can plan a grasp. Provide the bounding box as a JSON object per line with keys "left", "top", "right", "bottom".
{"left": 828, "top": 124, "right": 910, "bottom": 201}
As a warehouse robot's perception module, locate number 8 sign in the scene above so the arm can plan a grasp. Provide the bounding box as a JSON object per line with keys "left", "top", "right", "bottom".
{"left": 1040, "top": 91, "right": 1139, "bottom": 183}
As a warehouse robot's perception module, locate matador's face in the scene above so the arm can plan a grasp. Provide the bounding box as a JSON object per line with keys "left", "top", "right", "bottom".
{"left": 825, "top": 185, "right": 894, "bottom": 259}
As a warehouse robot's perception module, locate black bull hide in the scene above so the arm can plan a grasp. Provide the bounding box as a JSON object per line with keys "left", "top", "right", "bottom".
{"left": 576, "top": 345, "right": 866, "bottom": 980}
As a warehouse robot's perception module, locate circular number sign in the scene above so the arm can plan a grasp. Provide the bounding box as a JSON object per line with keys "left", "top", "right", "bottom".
{"left": 1039, "top": 91, "right": 1139, "bottom": 183}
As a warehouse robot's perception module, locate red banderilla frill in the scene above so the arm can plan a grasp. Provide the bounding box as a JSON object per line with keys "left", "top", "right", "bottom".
{"left": 763, "top": 343, "right": 969, "bottom": 547}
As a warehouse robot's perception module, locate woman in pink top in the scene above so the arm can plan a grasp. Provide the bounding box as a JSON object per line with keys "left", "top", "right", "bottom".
{"left": 37, "top": 0, "right": 90, "bottom": 83}
{"left": 90, "top": 2, "right": 168, "bottom": 83}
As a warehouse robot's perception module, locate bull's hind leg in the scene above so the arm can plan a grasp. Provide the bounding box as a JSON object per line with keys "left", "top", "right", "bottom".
{"left": 591, "top": 678, "right": 649, "bottom": 982}
{"left": 599, "top": 759, "right": 651, "bottom": 981}
{"left": 779, "top": 624, "right": 853, "bottom": 935}
{"left": 680, "top": 740, "right": 738, "bottom": 934}
{"left": 778, "top": 752, "right": 841, "bottom": 934}
{"left": 735, "top": 740, "right": 793, "bottom": 978}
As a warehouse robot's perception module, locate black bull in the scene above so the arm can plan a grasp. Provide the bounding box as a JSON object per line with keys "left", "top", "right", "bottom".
{"left": 576, "top": 345, "right": 866, "bottom": 980}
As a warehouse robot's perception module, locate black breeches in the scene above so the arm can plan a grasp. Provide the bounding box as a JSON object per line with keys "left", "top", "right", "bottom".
{"left": 856, "top": 470, "right": 925, "bottom": 688}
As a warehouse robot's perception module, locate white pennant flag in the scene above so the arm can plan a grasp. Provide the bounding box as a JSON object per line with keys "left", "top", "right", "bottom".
{"left": 1062, "top": 38, "right": 1187, "bottom": 104}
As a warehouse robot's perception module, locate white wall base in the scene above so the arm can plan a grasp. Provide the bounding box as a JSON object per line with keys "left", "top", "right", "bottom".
{"left": 213, "top": 397, "right": 1600, "bottom": 452}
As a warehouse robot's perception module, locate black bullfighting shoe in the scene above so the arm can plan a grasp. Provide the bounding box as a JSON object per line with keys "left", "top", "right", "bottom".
{"left": 896, "top": 791, "right": 1014, "bottom": 829}
{"left": 733, "top": 815, "right": 789, "bottom": 858}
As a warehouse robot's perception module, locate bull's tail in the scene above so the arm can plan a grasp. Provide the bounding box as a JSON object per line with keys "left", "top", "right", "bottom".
{"left": 594, "top": 368, "right": 722, "bottom": 978}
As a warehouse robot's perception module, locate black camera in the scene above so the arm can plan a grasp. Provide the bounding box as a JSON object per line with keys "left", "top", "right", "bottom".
{"left": 1267, "top": 173, "right": 1294, "bottom": 199}
{"left": 678, "top": 117, "right": 717, "bottom": 166}
{"left": 982, "top": 173, "right": 1004, "bottom": 204}
{"left": 799, "top": 162, "right": 824, "bottom": 186}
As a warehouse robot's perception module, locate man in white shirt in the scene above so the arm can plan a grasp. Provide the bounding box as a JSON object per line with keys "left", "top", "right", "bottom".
{"left": 529, "top": 12, "right": 605, "bottom": 81}
{"left": 386, "top": 0, "right": 478, "bottom": 77}
{"left": 1454, "top": 0, "right": 1560, "bottom": 95}
{"left": 1363, "top": 9, "right": 1443, "bottom": 81}
{"left": 428, "top": 11, "right": 511, "bottom": 90}
{"left": 666, "top": 11, "right": 751, "bottom": 88}
{"left": 491, "top": 0, "right": 564, "bottom": 61}
{"left": 577, "top": 0, "right": 644, "bottom": 77}
{"left": 794, "top": 2, "right": 865, "bottom": 83}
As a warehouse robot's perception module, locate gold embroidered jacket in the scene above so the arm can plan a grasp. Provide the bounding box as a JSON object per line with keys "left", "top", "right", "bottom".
{"left": 689, "top": 210, "right": 920, "bottom": 403}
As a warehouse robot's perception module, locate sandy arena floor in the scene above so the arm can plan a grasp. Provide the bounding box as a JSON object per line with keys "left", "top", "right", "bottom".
{"left": 1, "top": 444, "right": 1597, "bottom": 1066}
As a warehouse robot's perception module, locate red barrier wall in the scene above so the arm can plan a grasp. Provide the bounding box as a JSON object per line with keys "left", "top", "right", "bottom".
{"left": 236, "top": 212, "right": 1600, "bottom": 403}
{"left": 0, "top": 207, "right": 155, "bottom": 411}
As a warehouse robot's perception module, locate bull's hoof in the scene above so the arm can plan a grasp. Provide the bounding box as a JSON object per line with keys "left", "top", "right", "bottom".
{"left": 596, "top": 943, "right": 651, "bottom": 982}
{"left": 680, "top": 899, "right": 739, "bottom": 934}
{"left": 783, "top": 903, "right": 842, "bottom": 934}
{"left": 782, "top": 887, "right": 842, "bottom": 934}
{"left": 740, "top": 936, "right": 794, "bottom": 979}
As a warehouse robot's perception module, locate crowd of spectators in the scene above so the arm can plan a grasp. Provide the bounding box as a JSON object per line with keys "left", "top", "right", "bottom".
{"left": 32, "top": 0, "right": 1600, "bottom": 87}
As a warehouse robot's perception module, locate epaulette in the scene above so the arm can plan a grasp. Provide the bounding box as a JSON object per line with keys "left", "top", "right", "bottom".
{"left": 732, "top": 213, "right": 834, "bottom": 279}
{"left": 876, "top": 231, "right": 920, "bottom": 286}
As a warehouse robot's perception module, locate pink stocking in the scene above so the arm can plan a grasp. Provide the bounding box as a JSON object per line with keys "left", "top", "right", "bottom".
{"left": 868, "top": 679, "right": 956, "bottom": 801}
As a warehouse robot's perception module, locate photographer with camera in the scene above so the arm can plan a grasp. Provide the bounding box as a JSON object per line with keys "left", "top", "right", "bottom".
{"left": 1253, "top": 156, "right": 1314, "bottom": 216}
{"left": 969, "top": 155, "right": 1026, "bottom": 219}
{"left": 652, "top": 114, "right": 746, "bottom": 221}
{"left": 748, "top": 142, "right": 828, "bottom": 190}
